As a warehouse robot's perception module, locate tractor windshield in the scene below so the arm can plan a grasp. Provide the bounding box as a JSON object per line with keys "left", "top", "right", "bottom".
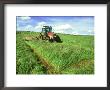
{"left": 42, "top": 26, "right": 52, "bottom": 33}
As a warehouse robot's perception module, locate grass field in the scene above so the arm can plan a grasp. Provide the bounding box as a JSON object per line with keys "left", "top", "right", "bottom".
{"left": 16, "top": 31, "right": 94, "bottom": 74}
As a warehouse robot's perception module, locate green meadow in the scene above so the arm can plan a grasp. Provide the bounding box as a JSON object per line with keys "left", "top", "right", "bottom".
{"left": 16, "top": 31, "right": 94, "bottom": 74}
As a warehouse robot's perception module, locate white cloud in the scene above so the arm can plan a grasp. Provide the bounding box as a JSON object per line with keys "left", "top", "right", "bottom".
{"left": 17, "top": 25, "right": 33, "bottom": 31}
{"left": 25, "top": 25, "right": 33, "bottom": 30}
{"left": 17, "top": 22, "right": 46, "bottom": 32}
{"left": 35, "top": 23, "right": 73, "bottom": 33}
{"left": 87, "top": 30, "right": 94, "bottom": 35}
{"left": 17, "top": 21, "right": 47, "bottom": 32}
{"left": 34, "top": 21, "right": 48, "bottom": 32}
{"left": 35, "top": 21, "right": 47, "bottom": 29}
{"left": 88, "top": 30, "right": 94, "bottom": 33}
{"left": 17, "top": 23, "right": 19, "bottom": 27}
{"left": 18, "top": 16, "right": 31, "bottom": 20}
{"left": 53, "top": 24, "right": 73, "bottom": 30}
{"left": 17, "top": 21, "right": 94, "bottom": 35}
{"left": 38, "top": 22, "right": 46, "bottom": 26}
{"left": 52, "top": 24, "right": 74, "bottom": 34}
{"left": 71, "top": 31, "right": 79, "bottom": 35}
{"left": 53, "top": 29, "right": 64, "bottom": 33}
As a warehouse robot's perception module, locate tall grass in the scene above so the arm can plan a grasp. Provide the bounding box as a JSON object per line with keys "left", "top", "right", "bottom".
{"left": 16, "top": 32, "right": 47, "bottom": 74}
{"left": 16, "top": 31, "right": 94, "bottom": 74}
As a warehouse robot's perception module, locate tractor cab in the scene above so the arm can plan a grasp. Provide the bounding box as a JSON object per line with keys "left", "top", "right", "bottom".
{"left": 42, "top": 26, "right": 52, "bottom": 36}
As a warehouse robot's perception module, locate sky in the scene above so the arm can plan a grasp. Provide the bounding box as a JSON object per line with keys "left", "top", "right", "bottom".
{"left": 16, "top": 16, "right": 94, "bottom": 35}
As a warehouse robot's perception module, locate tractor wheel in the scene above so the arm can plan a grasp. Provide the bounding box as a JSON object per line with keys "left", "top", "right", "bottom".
{"left": 49, "top": 38, "right": 54, "bottom": 42}
{"left": 54, "top": 35, "right": 62, "bottom": 43}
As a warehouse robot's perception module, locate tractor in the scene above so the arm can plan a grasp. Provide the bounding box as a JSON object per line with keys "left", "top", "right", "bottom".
{"left": 37, "top": 26, "right": 62, "bottom": 43}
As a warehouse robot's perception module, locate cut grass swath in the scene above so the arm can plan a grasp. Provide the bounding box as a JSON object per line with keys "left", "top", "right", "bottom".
{"left": 16, "top": 31, "right": 94, "bottom": 74}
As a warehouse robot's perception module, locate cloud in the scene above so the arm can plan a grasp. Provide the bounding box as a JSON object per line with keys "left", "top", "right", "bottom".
{"left": 53, "top": 24, "right": 73, "bottom": 30}
{"left": 52, "top": 24, "right": 74, "bottom": 34}
{"left": 34, "top": 23, "right": 74, "bottom": 33}
{"left": 17, "top": 23, "right": 19, "bottom": 27}
{"left": 35, "top": 21, "right": 47, "bottom": 29}
{"left": 25, "top": 25, "right": 33, "bottom": 30}
{"left": 88, "top": 30, "right": 93, "bottom": 33}
{"left": 54, "top": 29, "right": 64, "bottom": 34}
{"left": 34, "top": 21, "right": 48, "bottom": 32}
{"left": 38, "top": 22, "right": 47, "bottom": 26}
{"left": 71, "top": 31, "right": 79, "bottom": 35}
{"left": 17, "top": 25, "right": 33, "bottom": 31}
{"left": 88, "top": 30, "right": 94, "bottom": 35}
{"left": 18, "top": 16, "right": 31, "bottom": 20}
{"left": 17, "top": 21, "right": 47, "bottom": 32}
{"left": 16, "top": 16, "right": 32, "bottom": 27}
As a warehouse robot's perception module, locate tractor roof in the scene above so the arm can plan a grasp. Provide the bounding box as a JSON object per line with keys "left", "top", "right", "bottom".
{"left": 43, "top": 26, "right": 50, "bottom": 27}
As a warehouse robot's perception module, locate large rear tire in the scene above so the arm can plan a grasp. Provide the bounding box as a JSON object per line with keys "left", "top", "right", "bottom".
{"left": 54, "top": 35, "right": 62, "bottom": 43}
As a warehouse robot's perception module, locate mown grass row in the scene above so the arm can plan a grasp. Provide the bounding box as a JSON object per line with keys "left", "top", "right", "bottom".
{"left": 25, "top": 33, "right": 94, "bottom": 74}
{"left": 17, "top": 31, "right": 94, "bottom": 74}
{"left": 16, "top": 32, "right": 47, "bottom": 74}
{"left": 26, "top": 43, "right": 61, "bottom": 74}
